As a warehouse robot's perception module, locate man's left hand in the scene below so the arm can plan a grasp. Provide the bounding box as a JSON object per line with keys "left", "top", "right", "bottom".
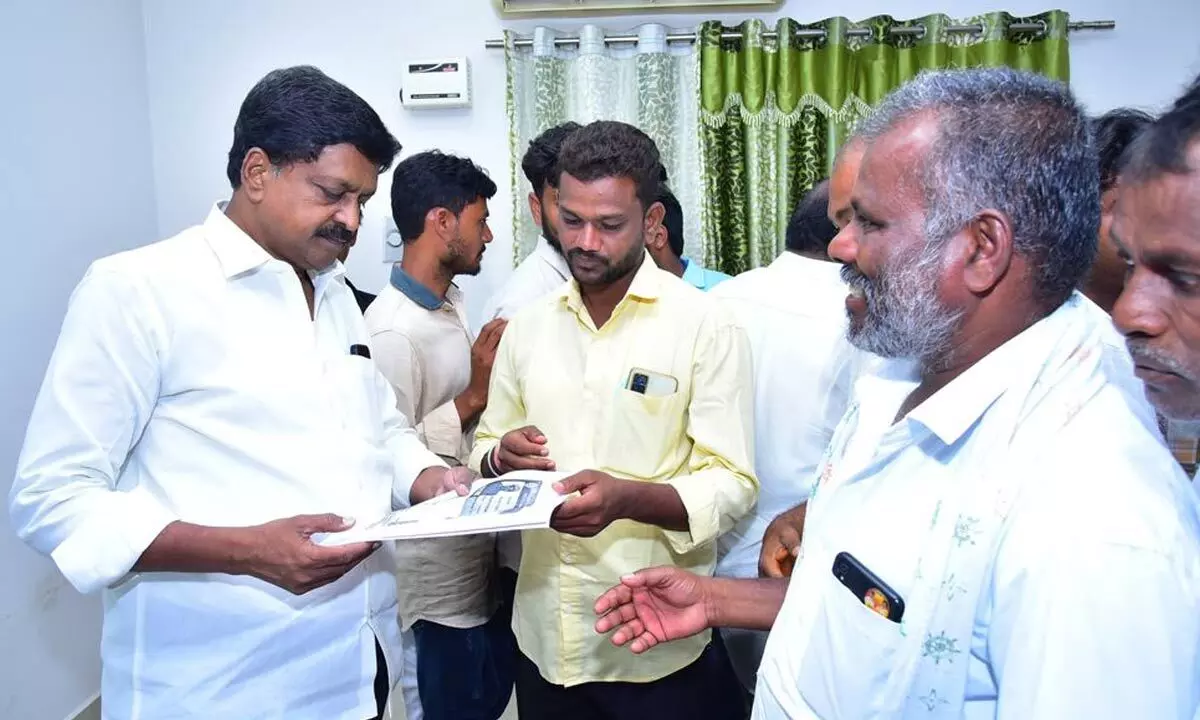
{"left": 409, "top": 466, "right": 475, "bottom": 505}
{"left": 551, "top": 470, "right": 631, "bottom": 537}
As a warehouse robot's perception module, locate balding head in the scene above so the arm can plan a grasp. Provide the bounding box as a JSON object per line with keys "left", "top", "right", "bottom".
{"left": 829, "top": 136, "right": 866, "bottom": 229}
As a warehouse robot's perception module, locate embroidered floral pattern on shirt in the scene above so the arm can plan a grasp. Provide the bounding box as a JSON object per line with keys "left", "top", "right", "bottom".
{"left": 952, "top": 516, "right": 980, "bottom": 547}
{"left": 917, "top": 688, "right": 951, "bottom": 712}
{"left": 921, "top": 631, "right": 962, "bottom": 665}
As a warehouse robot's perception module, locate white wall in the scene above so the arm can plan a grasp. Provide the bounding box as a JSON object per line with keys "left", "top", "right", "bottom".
{"left": 141, "top": 0, "right": 1200, "bottom": 333}
{"left": 0, "top": 1, "right": 158, "bottom": 718}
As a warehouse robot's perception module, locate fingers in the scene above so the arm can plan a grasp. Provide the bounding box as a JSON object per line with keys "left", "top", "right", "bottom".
{"left": 292, "top": 513, "right": 354, "bottom": 534}
{"left": 593, "top": 583, "right": 633, "bottom": 616}
{"left": 497, "top": 446, "right": 557, "bottom": 471}
{"left": 519, "top": 425, "right": 548, "bottom": 445}
{"left": 498, "top": 427, "right": 556, "bottom": 471}
{"left": 502, "top": 426, "right": 550, "bottom": 455}
{"left": 552, "top": 471, "right": 594, "bottom": 496}
{"left": 311, "top": 541, "right": 379, "bottom": 569}
{"left": 481, "top": 319, "right": 507, "bottom": 350}
{"left": 441, "top": 467, "right": 477, "bottom": 496}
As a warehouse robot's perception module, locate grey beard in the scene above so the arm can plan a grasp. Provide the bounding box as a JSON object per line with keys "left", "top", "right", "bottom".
{"left": 842, "top": 242, "right": 962, "bottom": 368}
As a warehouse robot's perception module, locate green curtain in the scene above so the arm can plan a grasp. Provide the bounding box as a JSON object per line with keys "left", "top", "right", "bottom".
{"left": 699, "top": 11, "right": 1071, "bottom": 274}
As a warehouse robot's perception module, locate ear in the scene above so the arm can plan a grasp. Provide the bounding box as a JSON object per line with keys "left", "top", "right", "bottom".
{"left": 645, "top": 221, "right": 665, "bottom": 251}
{"left": 528, "top": 192, "right": 543, "bottom": 228}
{"left": 240, "top": 148, "right": 274, "bottom": 203}
{"left": 961, "top": 209, "right": 1015, "bottom": 294}
{"left": 424, "top": 206, "right": 456, "bottom": 240}
{"left": 644, "top": 200, "right": 665, "bottom": 234}
{"left": 1100, "top": 187, "right": 1118, "bottom": 216}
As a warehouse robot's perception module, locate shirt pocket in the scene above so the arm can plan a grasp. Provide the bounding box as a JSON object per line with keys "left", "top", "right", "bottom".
{"left": 325, "top": 354, "right": 384, "bottom": 444}
{"left": 601, "top": 387, "right": 688, "bottom": 479}
{"left": 797, "top": 573, "right": 902, "bottom": 719}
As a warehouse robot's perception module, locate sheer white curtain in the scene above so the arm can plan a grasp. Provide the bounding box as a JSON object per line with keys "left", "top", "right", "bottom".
{"left": 504, "top": 24, "right": 703, "bottom": 265}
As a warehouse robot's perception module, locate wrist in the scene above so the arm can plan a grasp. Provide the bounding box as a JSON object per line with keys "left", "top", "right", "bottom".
{"left": 700, "top": 575, "right": 722, "bottom": 629}
{"left": 483, "top": 445, "right": 504, "bottom": 477}
{"left": 223, "top": 525, "right": 261, "bottom": 578}
{"left": 611, "top": 476, "right": 638, "bottom": 521}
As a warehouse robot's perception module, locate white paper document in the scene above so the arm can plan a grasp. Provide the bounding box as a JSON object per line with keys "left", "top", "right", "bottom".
{"left": 314, "top": 471, "right": 569, "bottom": 546}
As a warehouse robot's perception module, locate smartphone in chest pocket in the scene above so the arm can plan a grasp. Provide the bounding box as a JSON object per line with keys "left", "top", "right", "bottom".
{"left": 626, "top": 367, "right": 678, "bottom": 397}
{"left": 832, "top": 551, "right": 906, "bottom": 623}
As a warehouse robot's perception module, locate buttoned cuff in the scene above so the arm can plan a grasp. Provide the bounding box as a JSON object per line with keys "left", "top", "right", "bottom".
{"left": 662, "top": 474, "right": 720, "bottom": 555}
{"left": 50, "top": 487, "right": 177, "bottom": 594}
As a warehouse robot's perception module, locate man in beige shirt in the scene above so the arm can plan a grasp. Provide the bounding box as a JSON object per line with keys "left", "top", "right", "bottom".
{"left": 365, "top": 151, "right": 511, "bottom": 720}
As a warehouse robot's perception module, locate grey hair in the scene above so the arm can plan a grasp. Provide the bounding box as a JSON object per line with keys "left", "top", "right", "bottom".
{"left": 860, "top": 67, "right": 1099, "bottom": 309}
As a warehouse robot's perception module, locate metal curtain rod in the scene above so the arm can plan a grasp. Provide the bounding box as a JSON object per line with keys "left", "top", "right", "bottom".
{"left": 485, "top": 19, "right": 1114, "bottom": 49}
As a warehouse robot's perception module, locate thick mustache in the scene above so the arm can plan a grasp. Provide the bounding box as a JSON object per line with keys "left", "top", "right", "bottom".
{"left": 1127, "top": 340, "right": 1188, "bottom": 376}
{"left": 316, "top": 224, "right": 355, "bottom": 243}
{"left": 567, "top": 249, "right": 607, "bottom": 265}
{"left": 839, "top": 264, "right": 875, "bottom": 298}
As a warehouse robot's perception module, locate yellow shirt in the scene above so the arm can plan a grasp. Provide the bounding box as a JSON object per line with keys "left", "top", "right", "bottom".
{"left": 468, "top": 254, "right": 758, "bottom": 686}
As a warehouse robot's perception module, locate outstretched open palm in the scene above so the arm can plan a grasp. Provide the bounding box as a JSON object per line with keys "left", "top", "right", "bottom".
{"left": 593, "top": 566, "right": 711, "bottom": 654}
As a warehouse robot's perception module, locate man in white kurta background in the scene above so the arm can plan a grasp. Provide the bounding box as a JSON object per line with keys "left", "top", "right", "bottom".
{"left": 481, "top": 121, "right": 580, "bottom": 323}
{"left": 709, "top": 180, "right": 857, "bottom": 696}
{"left": 366, "top": 150, "right": 512, "bottom": 720}
{"left": 8, "top": 66, "right": 471, "bottom": 720}
{"left": 594, "top": 68, "right": 1200, "bottom": 719}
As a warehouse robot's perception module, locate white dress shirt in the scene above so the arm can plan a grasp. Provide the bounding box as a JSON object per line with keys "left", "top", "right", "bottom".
{"left": 480, "top": 236, "right": 570, "bottom": 322}
{"left": 365, "top": 271, "right": 495, "bottom": 631}
{"left": 754, "top": 294, "right": 1200, "bottom": 719}
{"left": 9, "top": 205, "right": 446, "bottom": 720}
{"left": 710, "top": 252, "right": 860, "bottom": 580}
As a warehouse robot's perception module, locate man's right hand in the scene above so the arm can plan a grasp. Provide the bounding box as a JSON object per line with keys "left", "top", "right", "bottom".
{"left": 494, "top": 425, "right": 556, "bottom": 473}
{"left": 593, "top": 566, "right": 712, "bottom": 654}
{"left": 466, "top": 319, "right": 507, "bottom": 402}
{"left": 239, "top": 514, "right": 379, "bottom": 595}
{"left": 759, "top": 503, "right": 807, "bottom": 578}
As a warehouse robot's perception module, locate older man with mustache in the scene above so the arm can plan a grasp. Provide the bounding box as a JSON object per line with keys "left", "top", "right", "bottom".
{"left": 593, "top": 67, "right": 1200, "bottom": 719}
{"left": 1113, "top": 75, "right": 1200, "bottom": 456}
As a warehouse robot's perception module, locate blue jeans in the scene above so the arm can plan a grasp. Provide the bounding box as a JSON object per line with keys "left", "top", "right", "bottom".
{"left": 411, "top": 609, "right": 516, "bottom": 720}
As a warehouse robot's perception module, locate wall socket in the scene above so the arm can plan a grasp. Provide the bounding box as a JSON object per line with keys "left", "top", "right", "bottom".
{"left": 383, "top": 216, "right": 403, "bottom": 264}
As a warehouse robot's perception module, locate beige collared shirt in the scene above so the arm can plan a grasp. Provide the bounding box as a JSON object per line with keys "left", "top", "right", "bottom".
{"left": 469, "top": 253, "right": 758, "bottom": 686}
{"left": 366, "top": 276, "right": 495, "bottom": 630}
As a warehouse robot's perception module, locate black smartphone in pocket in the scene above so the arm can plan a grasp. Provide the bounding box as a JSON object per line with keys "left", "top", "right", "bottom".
{"left": 832, "top": 551, "right": 905, "bottom": 623}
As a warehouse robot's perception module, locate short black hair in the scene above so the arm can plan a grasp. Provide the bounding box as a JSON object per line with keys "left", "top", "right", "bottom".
{"left": 785, "top": 181, "right": 838, "bottom": 256}
{"left": 1122, "top": 73, "right": 1200, "bottom": 184}
{"left": 226, "top": 66, "right": 401, "bottom": 189}
{"left": 1093, "top": 108, "right": 1154, "bottom": 192}
{"left": 657, "top": 186, "right": 685, "bottom": 258}
{"left": 556, "top": 121, "right": 662, "bottom": 209}
{"left": 522, "top": 122, "right": 582, "bottom": 198}
{"left": 390, "top": 151, "right": 497, "bottom": 243}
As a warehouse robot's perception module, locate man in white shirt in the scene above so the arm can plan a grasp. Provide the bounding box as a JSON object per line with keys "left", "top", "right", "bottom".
{"left": 710, "top": 180, "right": 855, "bottom": 695}
{"left": 755, "top": 138, "right": 870, "bottom": 581}
{"left": 594, "top": 68, "right": 1200, "bottom": 719}
{"left": 8, "top": 66, "right": 471, "bottom": 720}
{"left": 1112, "top": 75, "right": 1200, "bottom": 482}
{"left": 480, "top": 121, "right": 580, "bottom": 322}
{"left": 365, "top": 150, "right": 512, "bottom": 720}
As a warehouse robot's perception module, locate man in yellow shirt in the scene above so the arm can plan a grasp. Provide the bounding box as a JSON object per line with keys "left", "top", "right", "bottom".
{"left": 468, "top": 120, "right": 757, "bottom": 719}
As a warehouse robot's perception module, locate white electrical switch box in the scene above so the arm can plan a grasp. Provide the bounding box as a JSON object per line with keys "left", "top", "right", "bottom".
{"left": 383, "top": 216, "right": 403, "bottom": 263}
{"left": 400, "top": 58, "right": 471, "bottom": 109}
